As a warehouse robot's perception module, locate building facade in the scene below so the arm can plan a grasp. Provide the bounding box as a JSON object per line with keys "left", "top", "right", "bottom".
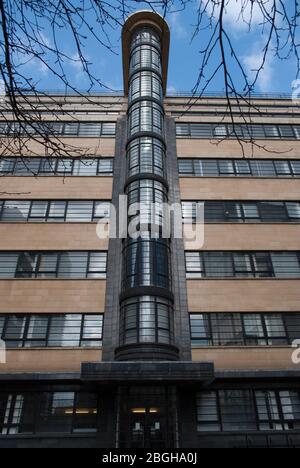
{"left": 0, "top": 11, "right": 300, "bottom": 448}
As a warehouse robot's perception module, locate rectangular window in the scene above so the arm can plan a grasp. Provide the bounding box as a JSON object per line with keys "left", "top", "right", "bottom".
{"left": 210, "top": 314, "right": 243, "bottom": 345}
{"left": 66, "top": 201, "right": 93, "bottom": 222}
{"left": 47, "top": 201, "right": 66, "bottom": 221}
{"left": 1, "top": 201, "right": 30, "bottom": 221}
{"left": 58, "top": 252, "right": 88, "bottom": 278}
{"left": 28, "top": 201, "right": 48, "bottom": 221}
{"left": 271, "top": 252, "right": 300, "bottom": 278}
{"left": 196, "top": 392, "right": 221, "bottom": 432}
{"left": 190, "top": 314, "right": 211, "bottom": 346}
{"left": 219, "top": 390, "right": 257, "bottom": 431}
{"left": 185, "top": 252, "right": 204, "bottom": 278}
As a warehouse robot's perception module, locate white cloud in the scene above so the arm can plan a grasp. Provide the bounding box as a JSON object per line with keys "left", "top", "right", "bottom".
{"left": 167, "top": 84, "right": 177, "bottom": 94}
{"left": 168, "top": 12, "right": 187, "bottom": 39}
{"left": 206, "top": 0, "right": 273, "bottom": 31}
{"left": 243, "top": 43, "right": 275, "bottom": 91}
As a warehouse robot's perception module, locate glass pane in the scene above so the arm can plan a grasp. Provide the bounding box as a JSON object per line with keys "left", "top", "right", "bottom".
{"left": 58, "top": 252, "right": 88, "bottom": 278}
{"left": 29, "top": 201, "right": 48, "bottom": 221}
{"left": 271, "top": 252, "right": 300, "bottom": 278}
{"left": 243, "top": 314, "right": 266, "bottom": 345}
{"left": 66, "top": 201, "right": 93, "bottom": 222}
{"left": 37, "top": 253, "right": 58, "bottom": 278}
{"left": 16, "top": 253, "right": 37, "bottom": 278}
{"left": 73, "top": 159, "right": 98, "bottom": 176}
{"left": 219, "top": 390, "right": 256, "bottom": 431}
{"left": 48, "top": 201, "right": 66, "bottom": 221}
{"left": 190, "top": 314, "right": 211, "bottom": 345}
{"left": 4, "top": 316, "right": 26, "bottom": 346}
{"left": 38, "top": 392, "right": 75, "bottom": 433}
{"left": 82, "top": 315, "right": 103, "bottom": 342}
{"left": 211, "top": 313, "right": 243, "bottom": 346}
{"left": 1, "top": 201, "right": 30, "bottom": 221}
{"left": 87, "top": 252, "right": 107, "bottom": 278}
{"left": 286, "top": 202, "right": 300, "bottom": 220}
{"left": 73, "top": 393, "right": 98, "bottom": 433}
{"left": 26, "top": 316, "right": 48, "bottom": 346}
{"left": 0, "top": 253, "right": 19, "bottom": 278}
{"left": 204, "top": 252, "right": 233, "bottom": 277}
{"left": 48, "top": 315, "right": 81, "bottom": 346}
{"left": 197, "top": 392, "right": 221, "bottom": 432}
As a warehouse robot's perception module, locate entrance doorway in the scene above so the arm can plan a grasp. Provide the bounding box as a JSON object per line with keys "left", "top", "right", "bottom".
{"left": 118, "top": 386, "right": 177, "bottom": 448}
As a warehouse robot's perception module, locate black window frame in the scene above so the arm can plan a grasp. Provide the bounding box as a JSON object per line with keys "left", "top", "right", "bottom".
{"left": 0, "top": 313, "right": 103, "bottom": 348}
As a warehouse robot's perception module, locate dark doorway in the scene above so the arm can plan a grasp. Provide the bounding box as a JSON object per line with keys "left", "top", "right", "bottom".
{"left": 118, "top": 386, "right": 177, "bottom": 448}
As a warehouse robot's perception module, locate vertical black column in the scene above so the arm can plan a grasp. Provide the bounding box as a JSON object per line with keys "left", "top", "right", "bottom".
{"left": 115, "top": 26, "right": 179, "bottom": 361}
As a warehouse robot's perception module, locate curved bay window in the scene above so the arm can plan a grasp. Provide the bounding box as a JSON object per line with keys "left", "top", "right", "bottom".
{"left": 120, "top": 296, "right": 174, "bottom": 345}
{"left": 129, "top": 71, "right": 163, "bottom": 103}
{"left": 129, "top": 45, "right": 161, "bottom": 76}
{"left": 122, "top": 237, "right": 171, "bottom": 290}
{"left": 126, "top": 179, "right": 167, "bottom": 227}
{"left": 128, "top": 101, "right": 164, "bottom": 138}
{"left": 131, "top": 28, "right": 160, "bottom": 50}
{"left": 127, "top": 137, "right": 165, "bottom": 178}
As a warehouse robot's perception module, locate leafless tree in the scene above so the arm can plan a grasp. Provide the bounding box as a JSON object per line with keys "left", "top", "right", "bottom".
{"left": 0, "top": 0, "right": 299, "bottom": 162}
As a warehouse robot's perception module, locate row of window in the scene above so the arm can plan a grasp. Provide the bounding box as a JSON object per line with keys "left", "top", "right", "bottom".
{"left": 0, "top": 200, "right": 110, "bottom": 223}
{"left": 185, "top": 251, "right": 300, "bottom": 278}
{"left": 178, "top": 158, "right": 300, "bottom": 177}
{"left": 176, "top": 123, "right": 300, "bottom": 139}
{"left": 182, "top": 201, "right": 300, "bottom": 223}
{"left": 0, "top": 314, "right": 103, "bottom": 348}
{"left": 0, "top": 251, "right": 107, "bottom": 279}
{"left": 0, "top": 392, "right": 98, "bottom": 434}
{"left": 197, "top": 389, "right": 300, "bottom": 432}
{"left": 190, "top": 313, "right": 300, "bottom": 347}
{"left": 0, "top": 157, "right": 113, "bottom": 176}
{"left": 0, "top": 121, "right": 116, "bottom": 137}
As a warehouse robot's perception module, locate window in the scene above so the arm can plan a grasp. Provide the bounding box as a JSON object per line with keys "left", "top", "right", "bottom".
{"left": 0, "top": 121, "right": 115, "bottom": 137}
{"left": 128, "top": 101, "right": 164, "bottom": 137}
{"left": 271, "top": 252, "right": 300, "bottom": 278}
{"left": 197, "top": 389, "right": 300, "bottom": 433}
{"left": 1, "top": 201, "right": 30, "bottom": 221}
{"left": 176, "top": 123, "right": 300, "bottom": 140}
{"left": 120, "top": 296, "right": 173, "bottom": 345}
{"left": 178, "top": 158, "right": 300, "bottom": 179}
{"left": 0, "top": 200, "right": 111, "bottom": 223}
{"left": 127, "top": 137, "right": 165, "bottom": 178}
{"left": 185, "top": 251, "right": 204, "bottom": 278}
{"left": 190, "top": 312, "right": 300, "bottom": 347}
{"left": 122, "top": 238, "right": 171, "bottom": 290}
{"left": 0, "top": 391, "right": 98, "bottom": 435}
{"left": 0, "top": 314, "right": 103, "bottom": 348}
{"left": 190, "top": 314, "right": 211, "bottom": 346}
{"left": 0, "top": 251, "right": 107, "bottom": 278}
{"left": 185, "top": 251, "right": 300, "bottom": 279}
{"left": 0, "top": 157, "right": 113, "bottom": 176}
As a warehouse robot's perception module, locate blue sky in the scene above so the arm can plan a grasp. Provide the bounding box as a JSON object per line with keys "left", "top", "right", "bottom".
{"left": 17, "top": 1, "right": 299, "bottom": 95}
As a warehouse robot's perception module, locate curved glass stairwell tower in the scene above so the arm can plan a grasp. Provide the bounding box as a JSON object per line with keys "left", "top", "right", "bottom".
{"left": 115, "top": 14, "right": 179, "bottom": 361}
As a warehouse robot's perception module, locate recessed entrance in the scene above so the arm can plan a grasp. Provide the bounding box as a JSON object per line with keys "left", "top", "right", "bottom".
{"left": 117, "top": 386, "right": 177, "bottom": 448}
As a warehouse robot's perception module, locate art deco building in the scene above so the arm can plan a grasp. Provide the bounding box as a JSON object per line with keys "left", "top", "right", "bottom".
{"left": 0, "top": 11, "right": 300, "bottom": 448}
